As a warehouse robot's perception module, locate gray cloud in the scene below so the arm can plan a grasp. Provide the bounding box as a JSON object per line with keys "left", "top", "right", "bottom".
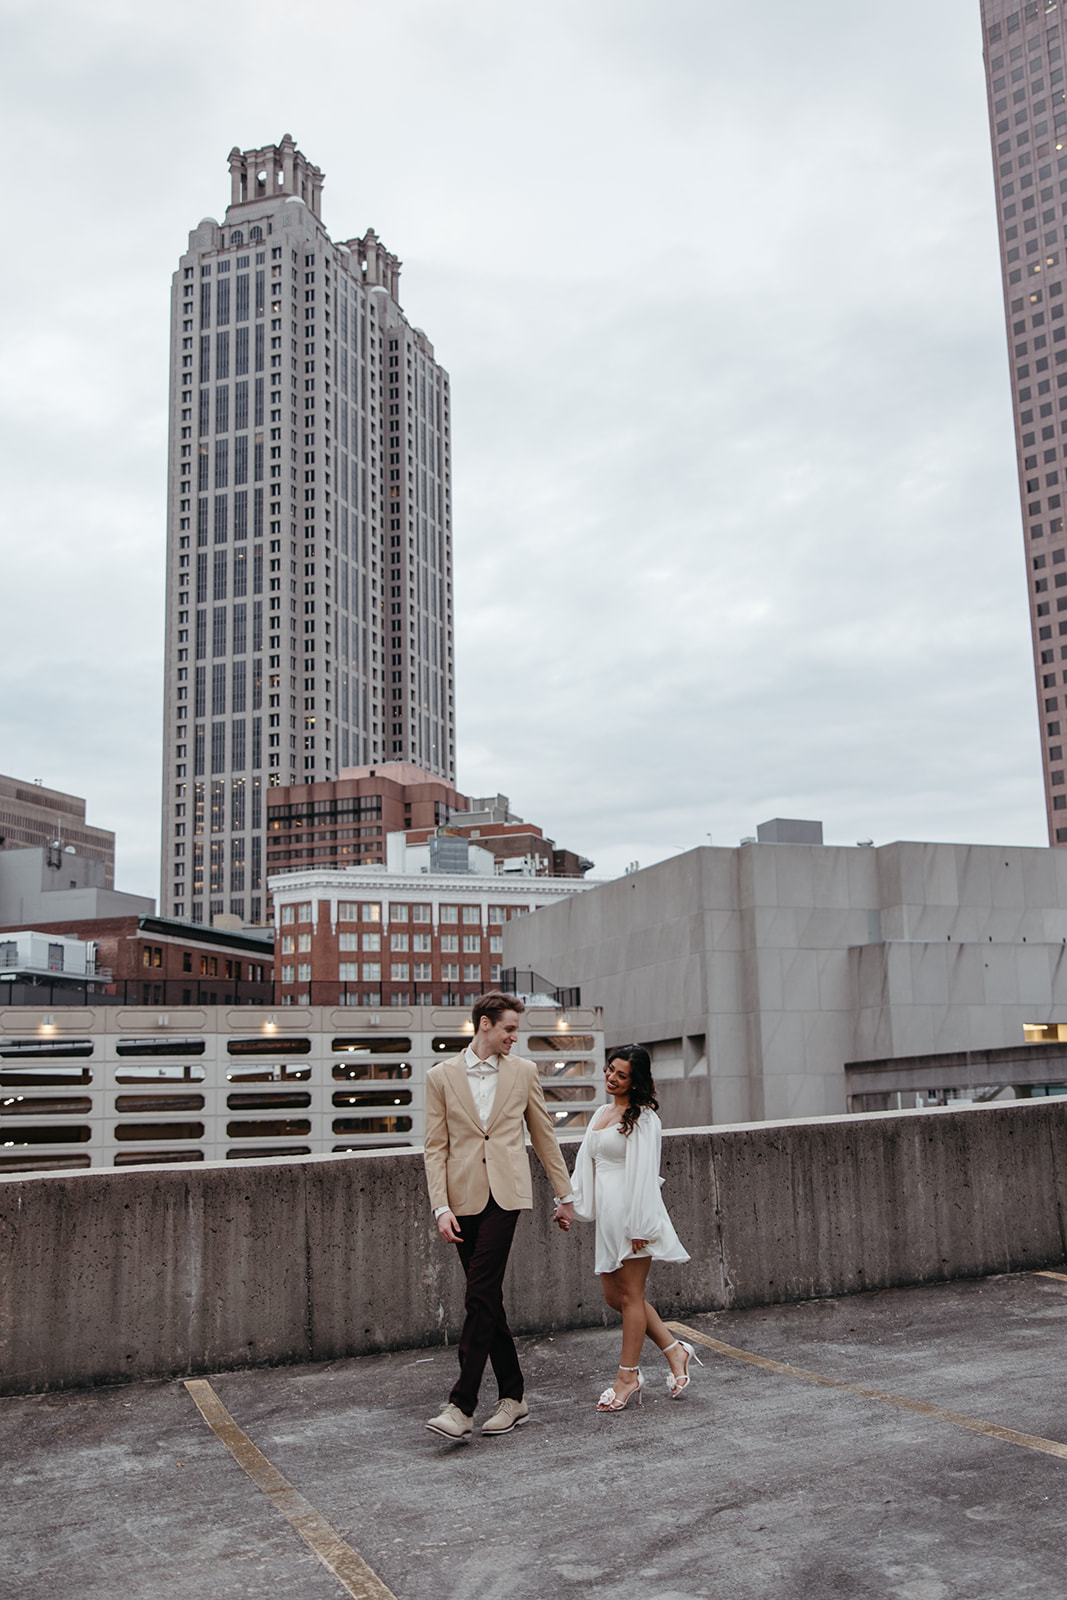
{"left": 0, "top": 0, "right": 1038, "bottom": 894}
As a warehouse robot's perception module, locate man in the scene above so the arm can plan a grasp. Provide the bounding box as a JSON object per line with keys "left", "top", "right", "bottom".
{"left": 423, "top": 990, "right": 575, "bottom": 1440}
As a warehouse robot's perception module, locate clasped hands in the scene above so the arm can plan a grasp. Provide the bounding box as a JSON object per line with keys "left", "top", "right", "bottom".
{"left": 437, "top": 1202, "right": 575, "bottom": 1242}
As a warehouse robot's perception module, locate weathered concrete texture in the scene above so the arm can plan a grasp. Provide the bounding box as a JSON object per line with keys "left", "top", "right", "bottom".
{"left": 3, "top": 1099, "right": 1067, "bottom": 1394}
{"left": 504, "top": 837, "right": 1067, "bottom": 1125}
{"left": 5, "top": 1275, "right": 1067, "bottom": 1600}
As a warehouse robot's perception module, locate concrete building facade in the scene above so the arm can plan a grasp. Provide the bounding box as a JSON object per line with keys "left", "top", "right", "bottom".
{"left": 0, "top": 774, "right": 115, "bottom": 883}
{"left": 268, "top": 866, "right": 596, "bottom": 1009}
{"left": 0, "top": 847, "right": 153, "bottom": 928}
{"left": 161, "top": 136, "right": 454, "bottom": 927}
{"left": 0, "top": 1001, "right": 603, "bottom": 1175}
{"left": 980, "top": 1, "right": 1067, "bottom": 841}
{"left": 504, "top": 834, "right": 1067, "bottom": 1128}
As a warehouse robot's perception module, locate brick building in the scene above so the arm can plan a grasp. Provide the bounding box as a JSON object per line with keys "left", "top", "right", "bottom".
{"left": 265, "top": 762, "right": 593, "bottom": 899}
{"left": 0, "top": 914, "right": 273, "bottom": 1007}
{"left": 269, "top": 866, "right": 593, "bottom": 1009}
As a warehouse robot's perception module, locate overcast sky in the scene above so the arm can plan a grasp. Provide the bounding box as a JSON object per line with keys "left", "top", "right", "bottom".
{"left": 0, "top": 0, "right": 1039, "bottom": 897}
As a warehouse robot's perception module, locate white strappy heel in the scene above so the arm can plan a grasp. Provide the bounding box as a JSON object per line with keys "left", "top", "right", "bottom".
{"left": 664, "top": 1339, "right": 703, "bottom": 1398}
{"left": 597, "top": 1365, "right": 645, "bottom": 1411}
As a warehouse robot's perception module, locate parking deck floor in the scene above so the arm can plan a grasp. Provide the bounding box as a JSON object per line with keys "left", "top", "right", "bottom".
{"left": 5, "top": 1272, "right": 1067, "bottom": 1600}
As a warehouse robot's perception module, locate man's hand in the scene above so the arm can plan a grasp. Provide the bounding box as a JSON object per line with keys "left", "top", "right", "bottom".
{"left": 631, "top": 1239, "right": 648, "bottom": 1253}
{"left": 437, "top": 1209, "right": 462, "bottom": 1243}
{"left": 553, "top": 1200, "right": 575, "bottom": 1233}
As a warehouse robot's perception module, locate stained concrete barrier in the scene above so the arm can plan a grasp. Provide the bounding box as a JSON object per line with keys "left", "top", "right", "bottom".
{"left": 2, "top": 1099, "right": 1067, "bottom": 1394}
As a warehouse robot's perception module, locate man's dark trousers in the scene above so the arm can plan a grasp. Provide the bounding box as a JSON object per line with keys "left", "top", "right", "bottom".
{"left": 450, "top": 1197, "right": 522, "bottom": 1416}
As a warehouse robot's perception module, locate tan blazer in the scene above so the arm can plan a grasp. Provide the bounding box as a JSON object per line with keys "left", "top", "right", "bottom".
{"left": 423, "top": 1051, "right": 573, "bottom": 1216}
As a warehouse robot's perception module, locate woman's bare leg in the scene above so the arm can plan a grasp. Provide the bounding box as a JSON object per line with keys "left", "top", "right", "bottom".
{"left": 599, "top": 1260, "right": 689, "bottom": 1391}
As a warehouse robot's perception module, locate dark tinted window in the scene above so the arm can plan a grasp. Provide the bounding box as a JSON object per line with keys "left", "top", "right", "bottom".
{"left": 332, "top": 1036, "right": 410, "bottom": 1054}
{"left": 114, "top": 1150, "right": 205, "bottom": 1166}
{"left": 332, "top": 1062, "right": 411, "bottom": 1081}
{"left": 113, "top": 1123, "right": 204, "bottom": 1141}
{"left": 0, "top": 1068, "right": 92, "bottom": 1087}
{"left": 117, "top": 1038, "right": 206, "bottom": 1056}
{"left": 0, "top": 1040, "right": 93, "bottom": 1058}
{"left": 115, "top": 1095, "right": 205, "bottom": 1114}
{"left": 228, "top": 1037, "right": 312, "bottom": 1055}
{"left": 332, "top": 1116, "right": 412, "bottom": 1135}
{"left": 331, "top": 1089, "right": 413, "bottom": 1108}
{"left": 226, "top": 1092, "right": 312, "bottom": 1110}
{"left": 0, "top": 1095, "right": 92, "bottom": 1116}
{"left": 226, "top": 1119, "right": 312, "bottom": 1137}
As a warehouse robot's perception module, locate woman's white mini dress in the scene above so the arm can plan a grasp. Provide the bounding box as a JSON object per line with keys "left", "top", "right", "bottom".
{"left": 571, "top": 1110, "right": 690, "bottom": 1275}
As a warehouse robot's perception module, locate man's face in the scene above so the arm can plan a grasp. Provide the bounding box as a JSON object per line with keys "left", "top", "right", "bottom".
{"left": 480, "top": 1010, "right": 521, "bottom": 1057}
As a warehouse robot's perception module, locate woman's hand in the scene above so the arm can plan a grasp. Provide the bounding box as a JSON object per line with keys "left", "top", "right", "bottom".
{"left": 631, "top": 1238, "right": 648, "bottom": 1253}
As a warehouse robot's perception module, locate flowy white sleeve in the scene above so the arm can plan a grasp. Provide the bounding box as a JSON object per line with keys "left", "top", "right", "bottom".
{"left": 623, "top": 1111, "right": 668, "bottom": 1241}
{"left": 569, "top": 1118, "right": 597, "bottom": 1222}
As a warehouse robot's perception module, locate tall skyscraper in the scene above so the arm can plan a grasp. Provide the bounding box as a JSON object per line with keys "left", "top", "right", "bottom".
{"left": 981, "top": 2, "right": 1067, "bottom": 843}
{"left": 162, "top": 137, "right": 454, "bottom": 924}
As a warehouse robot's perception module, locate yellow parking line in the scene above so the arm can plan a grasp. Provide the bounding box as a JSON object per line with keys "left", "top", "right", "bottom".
{"left": 184, "top": 1379, "right": 397, "bottom": 1600}
{"left": 1032, "top": 1270, "right": 1067, "bottom": 1282}
{"left": 665, "top": 1320, "right": 1067, "bottom": 1463}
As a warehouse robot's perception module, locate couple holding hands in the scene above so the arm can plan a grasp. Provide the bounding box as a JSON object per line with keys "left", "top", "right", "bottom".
{"left": 423, "top": 991, "right": 696, "bottom": 1440}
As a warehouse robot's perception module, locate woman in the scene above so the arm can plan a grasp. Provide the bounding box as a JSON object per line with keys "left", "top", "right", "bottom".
{"left": 571, "top": 1045, "right": 699, "bottom": 1411}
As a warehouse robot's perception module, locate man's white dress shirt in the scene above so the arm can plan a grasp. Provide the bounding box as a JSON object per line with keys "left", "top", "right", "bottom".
{"left": 464, "top": 1041, "right": 500, "bottom": 1128}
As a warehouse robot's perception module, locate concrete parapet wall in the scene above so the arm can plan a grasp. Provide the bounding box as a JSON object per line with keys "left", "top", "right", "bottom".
{"left": 2, "top": 1099, "right": 1066, "bottom": 1394}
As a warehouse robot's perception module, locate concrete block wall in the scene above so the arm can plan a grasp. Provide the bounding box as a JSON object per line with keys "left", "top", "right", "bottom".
{"left": 2, "top": 1098, "right": 1067, "bottom": 1394}
{"left": 505, "top": 840, "right": 1067, "bottom": 1125}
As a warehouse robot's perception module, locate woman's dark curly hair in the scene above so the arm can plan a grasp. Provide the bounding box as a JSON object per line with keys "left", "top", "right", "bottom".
{"left": 607, "top": 1044, "right": 658, "bottom": 1137}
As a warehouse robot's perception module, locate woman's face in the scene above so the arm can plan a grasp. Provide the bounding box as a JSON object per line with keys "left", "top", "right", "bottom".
{"left": 605, "top": 1056, "right": 632, "bottom": 1097}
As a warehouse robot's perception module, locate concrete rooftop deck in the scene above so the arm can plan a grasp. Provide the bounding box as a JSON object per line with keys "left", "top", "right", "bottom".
{"left": 5, "top": 1272, "right": 1067, "bottom": 1600}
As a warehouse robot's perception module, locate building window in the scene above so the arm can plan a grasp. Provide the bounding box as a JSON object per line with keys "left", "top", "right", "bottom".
{"left": 362, "top": 902, "right": 381, "bottom": 921}
{"left": 282, "top": 965, "right": 295, "bottom": 983}
{"left": 362, "top": 963, "right": 381, "bottom": 981}
{"left": 413, "top": 963, "right": 432, "bottom": 981}
{"left": 389, "top": 903, "right": 409, "bottom": 921}
{"left": 362, "top": 933, "right": 381, "bottom": 951}
{"left": 339, "top": 932, "right": 359, "bottom": 951}
{"left": 281, "top": 905, "right": 295, "bottom": 924}
{"left": 463, "top": 963, "right": 482, "bottom": 982}
{"left": 441, "top": 963, "right": 459, "bottom": 981}
{"left": 390, "top": 933, "right": 409, "bottom": 951}
{"left": 339, "top": 962, "right": 359, "bottom": 981}
{"left": 391, "top": 963, "right": 410, "bottom": 981}
{"left": 440, "top": 905, "right": 459, "bottom": 924}
{"left": 298, "top": 901, "right": 313, "bottom": 921}
{"left": 462, "top": 935, "right": 481, "bottom": 953}
{"left": 441, "top": 934, "right": 459, "bottom": 952}
{"left": 298, "top": 963, "right": 311, "bottom": 982}
{"left": 298, "top": 932, "right": 312, "bottom": 952}
{"left": 462, "top": 906, "right": 480, "bottom": 924}
{"left": 412, "top": 905, "right": 431, "bottom": 923}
